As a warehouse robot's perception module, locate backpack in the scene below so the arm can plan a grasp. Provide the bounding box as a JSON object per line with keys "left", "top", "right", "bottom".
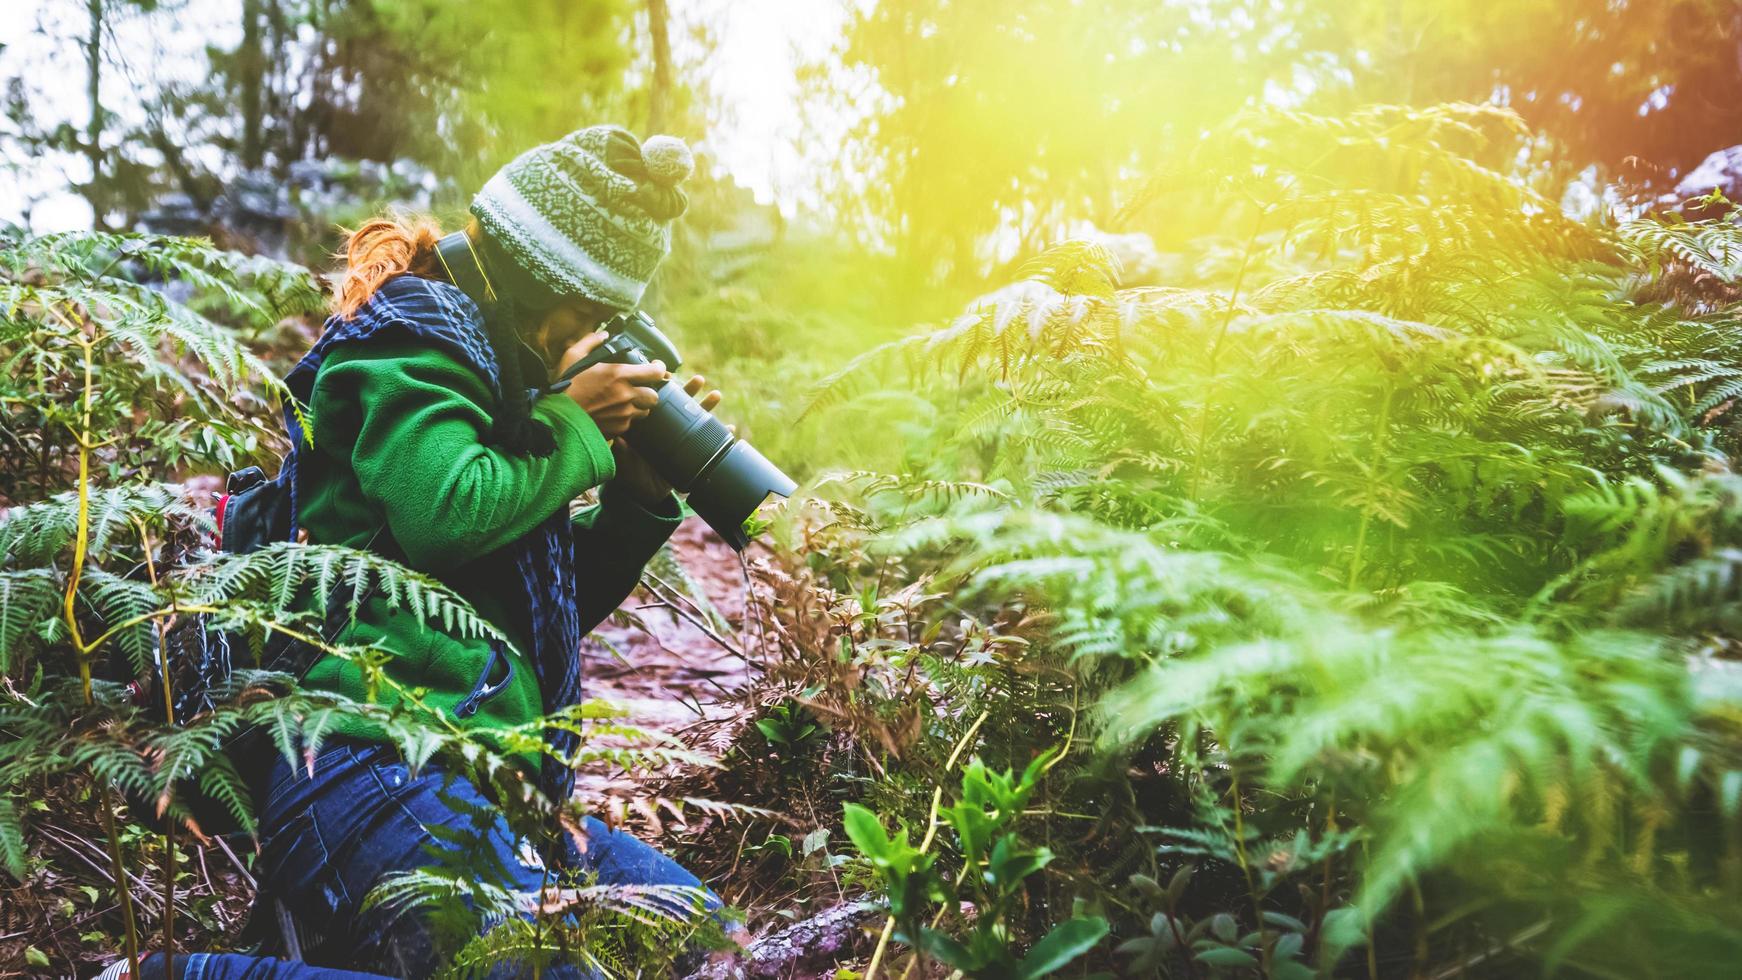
{"left": 133, "top": 461, "right": 374, "bottom": 837}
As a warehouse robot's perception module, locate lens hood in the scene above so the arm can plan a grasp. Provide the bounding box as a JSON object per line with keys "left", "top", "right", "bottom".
{"left": 685, "top": 439, "right": 797, "bottom": 550}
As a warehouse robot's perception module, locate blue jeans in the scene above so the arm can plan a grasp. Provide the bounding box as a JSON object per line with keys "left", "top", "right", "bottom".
{"left": 224, "top": 738, "right": 716, "bottom": 978}
{"left": 133, "top": 954, "right": 383, "bottom": 979}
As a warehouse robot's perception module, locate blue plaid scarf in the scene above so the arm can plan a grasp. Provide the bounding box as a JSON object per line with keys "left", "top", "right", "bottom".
{"left": 282, "top": 274, "right": 585, "bottom": 803}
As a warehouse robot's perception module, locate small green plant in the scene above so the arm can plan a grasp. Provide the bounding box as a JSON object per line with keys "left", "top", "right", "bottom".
{"left": 755, "top": 700, "right": 825, "bottom": 755}
{"left": 843, "top": 750, "right": 1108, "bottom": 978}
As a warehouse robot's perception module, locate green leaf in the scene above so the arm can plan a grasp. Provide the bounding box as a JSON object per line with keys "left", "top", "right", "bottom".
{"left": 842, "top": 803, "right": 891, "bottom": 864}
{"left": 918, "top": 927, "right": 979, "bottom": 970}
{"left": 1262, "top": 910, "right": 1308, "bottom": 933}
{"left": 1015, "top": 916, "right": 1110, "bottom": 978}
{"left": 1193, "top": 946, "right": 1260, "bottom": 968}
{"left": 1166, "top": 864, "right": 1194, "bottom": 907}
{"left": 988, "top": 834, "right": 1053, "bottom": 888}
{"left": 0, "top": 796, "right": 25, "bottom": 879}
{"left": 1321, "top": 907, "right": 1369, "bottom": 952}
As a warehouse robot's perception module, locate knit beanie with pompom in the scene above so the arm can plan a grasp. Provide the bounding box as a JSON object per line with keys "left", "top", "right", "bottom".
{"left": 471, "top": 125, "right": 694, "bottom": 311}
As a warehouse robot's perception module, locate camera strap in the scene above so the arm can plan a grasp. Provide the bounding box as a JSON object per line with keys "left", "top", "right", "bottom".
{"left": 546, "top": 344, "right": 616, "bottom": 394}
{"left": 434, "top": 232, "right": 498, "bottom": 307}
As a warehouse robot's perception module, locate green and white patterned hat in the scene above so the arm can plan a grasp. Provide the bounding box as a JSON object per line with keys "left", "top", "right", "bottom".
{"left": 470, "top": 125, "right": 694, "bottom": 311}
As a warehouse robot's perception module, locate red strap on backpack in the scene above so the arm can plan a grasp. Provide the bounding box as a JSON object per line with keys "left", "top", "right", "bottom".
{"left": 213, "top": 492, "right": 230, "bottom": 547}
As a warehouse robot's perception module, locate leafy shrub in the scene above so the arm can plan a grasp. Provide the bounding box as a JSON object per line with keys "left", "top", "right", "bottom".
{"left": 758, "top": 104, "right": 1742, "bottom": 976}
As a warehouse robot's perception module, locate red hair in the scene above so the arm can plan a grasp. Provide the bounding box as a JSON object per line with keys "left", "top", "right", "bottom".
{"left": 330, "top": 215, "right": 444, "bottom": 319}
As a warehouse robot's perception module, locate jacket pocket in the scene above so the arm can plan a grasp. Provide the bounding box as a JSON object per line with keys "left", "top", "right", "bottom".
{"left": 452, "top": 642, "right": 515, "bottom": 719}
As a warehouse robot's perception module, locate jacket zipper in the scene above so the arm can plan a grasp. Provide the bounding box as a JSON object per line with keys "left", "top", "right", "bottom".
{"left": 453, "top": 644, "right": 514, "bottom": 719}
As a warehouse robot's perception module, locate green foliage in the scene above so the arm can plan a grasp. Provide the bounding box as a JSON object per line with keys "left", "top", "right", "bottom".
{"left": 1118, "top": 865, "right": 1333, "bottom": 980}
{"left": 829, "top": 0, "right": 1741, "bottom": 272}
{"left": 0, "top": 230, "right": 317, "bottom": 501}
{"left": 778, "top": 103, "right": 1742, "bottom": 976}
{"left": 753, "top": 701, "right": 824, "bottom": 755}
{"left": 844, "top": 751, "right": 1108, "bottom": 977}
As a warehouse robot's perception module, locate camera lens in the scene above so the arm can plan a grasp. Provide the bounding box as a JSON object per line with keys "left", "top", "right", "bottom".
{"left": 626, "top": 383, "right": 797, "bottom": 550}
{"left": 686, "top": 440, "right": 798, "bottom": 550}
{"left": 630, "top": 383, "right": 735, "bottom": 490}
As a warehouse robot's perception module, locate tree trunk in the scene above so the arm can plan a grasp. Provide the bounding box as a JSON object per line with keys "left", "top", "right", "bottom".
{"left": 646, "top": 0, "right": 673, "bottom": 134}
{"left": 84, "top": 0, "right": 105, "bottom": 229}
{"left": 240, "top": 0, "right": 265, "bottom": 169}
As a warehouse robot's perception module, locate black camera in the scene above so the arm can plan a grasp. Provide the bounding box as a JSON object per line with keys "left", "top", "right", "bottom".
{"left": 555, "top": 310, "right": 795, "bottom": 549}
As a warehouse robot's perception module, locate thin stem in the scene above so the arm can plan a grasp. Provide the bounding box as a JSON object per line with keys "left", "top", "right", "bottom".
{"left": 138, "top": 520, "right": 176, "bottom": 973}
{"left": 96, "top": 783, "right": 141, "bottom": 971}
{"left": 83, "top": 604, "right": 224, "bottom": 654}
{"left": 1227, "top": 770, "right": 1268, "bottom": 973}
{"left": 64, "top": 337, "right": 95, "bottom": 663}
{"left": 738, "top": 551, "right": 774, "bottom": 664}
{"left": 162, "top": 816, "right": 176, "bottom": 970}
{"left": 63, "top": 324, "right": 140, "bottom": 975}
{"left": 864, "top": 709, "right": 991, "bottom": 980}
{"left": 1313, "top": 795, "right": 1337, "bottom": 962}
{"left": 1167, "top": 896, "right": 1200, "bottom": 980}
{"left": 640, "top": 578, "right": 749, "bottom": 662}
{"left": 642, "top": 570, "right": 725, "bottom": 632}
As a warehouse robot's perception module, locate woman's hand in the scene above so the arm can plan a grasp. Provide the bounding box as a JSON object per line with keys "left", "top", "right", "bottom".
{"left": 559, "top": 331, "right": 667, "bottom": 439}
{"left": 608, "top": 375, "right": 724, "bottom": 502}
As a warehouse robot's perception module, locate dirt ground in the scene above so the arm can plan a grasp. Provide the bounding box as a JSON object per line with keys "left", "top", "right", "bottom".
{"left": 574, "top": 519, "right": 765, "bottom": 822}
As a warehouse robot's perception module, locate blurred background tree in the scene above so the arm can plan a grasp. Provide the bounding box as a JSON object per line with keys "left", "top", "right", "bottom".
{"left": 826, "top": 0, "right": 1742, "bottom": 279}
{"left": 7, "top": 0, "right": 1738, "bottom": 272}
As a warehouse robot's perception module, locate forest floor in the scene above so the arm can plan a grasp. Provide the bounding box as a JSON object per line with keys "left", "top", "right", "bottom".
{"left": 576, "top": 520, "right": 760, "bottom": 813}
{"left": 580, "top": 525, "right": 886, "bottom": 977}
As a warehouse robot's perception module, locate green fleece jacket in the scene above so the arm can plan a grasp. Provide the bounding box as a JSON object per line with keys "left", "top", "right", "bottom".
{"left": 296, "top": 339, "right": 682, "bottom": 748}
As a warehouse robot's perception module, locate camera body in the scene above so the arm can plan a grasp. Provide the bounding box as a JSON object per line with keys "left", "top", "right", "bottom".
{"left": 587, "top": 309, "right": 683, "bottom": 374}
{"left": 572, "top": 310, "right": 796, "bottom": 550}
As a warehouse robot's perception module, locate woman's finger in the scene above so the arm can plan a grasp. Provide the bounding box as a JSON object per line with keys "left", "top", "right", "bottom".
{"left": 699, "top": 390, "right": 723, "bottom": 412}
{"left": 629, "top": 385, "right": 662, "bottom": 410}
{"left": 558, "top": 329, "right": 610, "bottom": 373}
{"left": 617, "top": 361, "right": 669, "bottom": 385}
{"left": 682, "top": 374, "right": 706, "bottom": 397}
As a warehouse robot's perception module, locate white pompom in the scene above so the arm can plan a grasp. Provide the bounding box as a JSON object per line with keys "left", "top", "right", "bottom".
{"left": 640, "top": 135, "right": 694, "bottom": 186}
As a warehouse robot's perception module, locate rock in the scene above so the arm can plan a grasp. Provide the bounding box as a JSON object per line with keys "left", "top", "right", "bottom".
{"left": 682, "top": 901, "right": 882, "bottom": 979}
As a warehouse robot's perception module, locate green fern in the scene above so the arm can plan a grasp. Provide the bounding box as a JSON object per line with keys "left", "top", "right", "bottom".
{"left": 785, "top": 104, "right": 1742, "bottom": 974}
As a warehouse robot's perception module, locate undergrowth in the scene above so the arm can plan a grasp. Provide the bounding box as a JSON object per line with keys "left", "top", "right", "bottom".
{"left": 656, "top": 104, "right": 1742, "bottom": 978}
